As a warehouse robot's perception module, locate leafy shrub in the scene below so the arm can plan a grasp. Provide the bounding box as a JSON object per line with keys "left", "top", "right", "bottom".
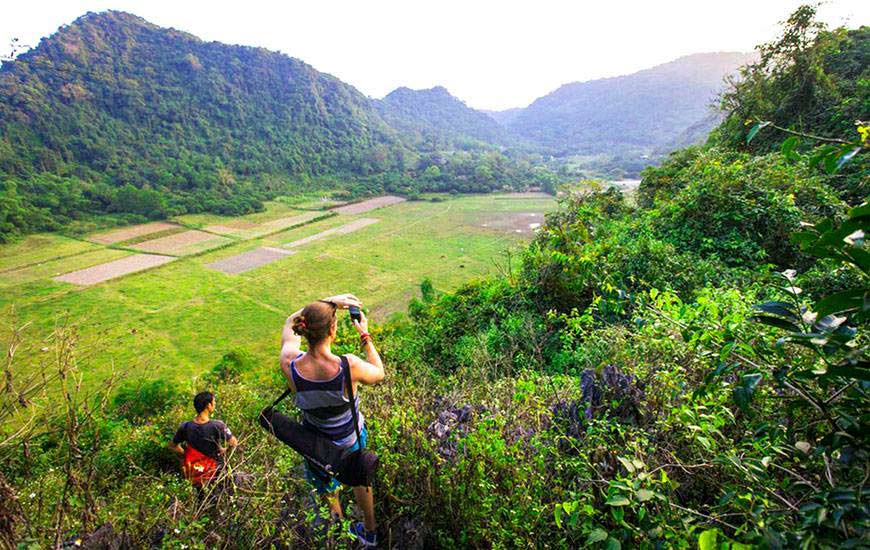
{"left": 112, "top": 379, "right": 181, "bottom": 422}
{"left": 205, "top": 348, "right": 257, "bottom": 384}
{"left": 637, "top": 146, "right": 703, "bottom": 208}
{"left": 652, "top": 149, "right": 841, "bottom": 267}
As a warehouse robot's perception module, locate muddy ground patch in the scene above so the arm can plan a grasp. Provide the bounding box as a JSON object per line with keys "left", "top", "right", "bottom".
{"left": 476, "top": 212, "right": 545, "bottom": 235}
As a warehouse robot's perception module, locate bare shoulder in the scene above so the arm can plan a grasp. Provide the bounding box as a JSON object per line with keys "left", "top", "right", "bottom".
{"left": 280, "top": 343, "right": 303, "bottom": 368}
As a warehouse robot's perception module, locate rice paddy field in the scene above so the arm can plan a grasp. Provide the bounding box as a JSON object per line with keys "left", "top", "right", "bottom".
{"left": 0, "top": 193, "right": 555, "bottom": 389}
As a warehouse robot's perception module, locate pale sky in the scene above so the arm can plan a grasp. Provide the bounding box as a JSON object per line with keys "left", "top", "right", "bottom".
{"left": 3, "top": 1, "right": 867, "bottom": 110}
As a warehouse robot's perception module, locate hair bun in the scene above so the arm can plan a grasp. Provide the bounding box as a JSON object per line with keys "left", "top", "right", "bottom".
{"left": 291, "top": 315, "right": 308, "bottom": 337}
{"left": 293, "top": 302, "right": 337, "bottom": 343}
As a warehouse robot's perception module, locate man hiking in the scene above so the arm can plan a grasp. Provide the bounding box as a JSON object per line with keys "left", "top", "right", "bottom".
{"left": 169, "top": 391, "right": 238, "bottom": 489}
{"left": 279, "top": 293, "right": 384, "bottom": 547}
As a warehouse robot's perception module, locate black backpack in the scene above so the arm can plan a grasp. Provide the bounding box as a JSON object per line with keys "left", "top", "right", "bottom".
{"left": 258, "top": 355, "right": 379, "bottom": 487}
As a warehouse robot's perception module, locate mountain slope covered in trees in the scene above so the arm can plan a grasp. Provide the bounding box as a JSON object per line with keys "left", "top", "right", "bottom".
{"left": 0, "top": 10, "right": 407, "bottom": 181}
{"left": 377, "top": 86, "right": 518, "bottom": 149}
{"left": 499, "top": 52, "right": 756, "bottom": 156}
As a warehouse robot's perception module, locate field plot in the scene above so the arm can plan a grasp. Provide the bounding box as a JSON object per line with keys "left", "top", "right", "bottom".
{"left": 284, "top": 218, "right": 379, "bottom": 248}
{"left": 290, "top": 198, "right": 348, "bottom": 210}
{"left": 53, "top": 254, "right": 176, "bottom": 285}
{"left": 206, "top": 211, "right": 327, "bottom": 240}
{"left": 0, "top": 248, "right": 132, "bottom": 289}
{"left": 332, "top": 195, "right": 405, "bottom": 215}
{"left": 478, "top": 212, "right": 545, "bottom": 235}
{"left": 493, "top": 191, "right": 552, "bottom": 199}
{"left": 206, "top": 247, "right": 296, "bottom": 274}
{"left": 132, "top": 230, "right": 232, "bottom": 256}
{"left": 260, "top": 212, "right": 326, "bottom": 233}
{"left": 173, "top": 201, "right": 304, "bottom": 228}
{"left": 0, "top": 234, "right": 101, "bottom": 273}
{"left": 89, "top": 221, "right": 178, "bottom": 244}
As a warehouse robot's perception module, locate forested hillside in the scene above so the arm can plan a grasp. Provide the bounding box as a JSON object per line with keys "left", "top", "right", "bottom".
{"left": 0, "top": 11, "right": 552, "bottom": 241}
{"left": 713, "top": 9, "right": 868, "bottom": 204}
{"left": 490, "top": 52, "right": 756, "bottom": 176}
{"left": 377, "top": 86, "right": 518, "bottom": 149}
{"left": 0, "top": 12, "right": 406, "bottom": 210}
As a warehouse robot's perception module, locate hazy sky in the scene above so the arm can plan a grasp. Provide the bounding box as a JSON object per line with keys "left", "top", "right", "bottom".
{"left": 3, "top": 1, "right": 867, "bottom": 110}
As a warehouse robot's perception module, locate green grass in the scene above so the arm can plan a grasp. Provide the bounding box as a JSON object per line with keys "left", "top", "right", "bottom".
{"left": 0, "top": 234, "right": 101, "bottom": 272}
{"left": 0, "top": 194, "right": 555, "bottom": 389}
{"left": 274, "top": 190, "right": 349, "bottom": 210}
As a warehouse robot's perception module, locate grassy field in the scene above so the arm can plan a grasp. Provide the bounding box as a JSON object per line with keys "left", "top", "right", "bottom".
{"left": 0, "top": 194, "right": 555, "bottom": 390}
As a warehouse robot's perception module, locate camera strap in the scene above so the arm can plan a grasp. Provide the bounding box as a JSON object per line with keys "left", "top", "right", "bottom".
{"left": 270, "top": 387, "right": 293, "bottom": 408}
{"left": 341, "top": 355, "right": 364, "bottom": 448}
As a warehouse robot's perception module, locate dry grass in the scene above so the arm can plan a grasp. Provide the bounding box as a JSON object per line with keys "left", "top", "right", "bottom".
{"left": 89, "top": 222, "right": 178, "bottom": 244}
{"left": 332, "top": 196, "right": 406, "bottom": 215}
{"left": 52, "top": 254, "right": 176, "bottom": 285}
{"left": 206, "top": 247, "right": 297, "bottom": 275}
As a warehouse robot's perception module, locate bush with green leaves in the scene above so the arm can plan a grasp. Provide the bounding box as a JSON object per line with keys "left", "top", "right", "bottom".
{"left": 650, "top": 148, "right": 842, "bottom": 268}
{"left": 205, "top": 348, "right": 257, "bottom": 384}
{"left": 111, "top": 379, "right": 181, "bottom": 422}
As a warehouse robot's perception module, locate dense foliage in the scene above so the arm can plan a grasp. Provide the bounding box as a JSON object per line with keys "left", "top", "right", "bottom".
{"left": 713, "top": 6, "right": 868, "bottom": 204}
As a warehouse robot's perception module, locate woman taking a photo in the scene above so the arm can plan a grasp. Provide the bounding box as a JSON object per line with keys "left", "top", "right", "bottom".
{"left": 279, "top": 293, "right": 384, "bottom": 547}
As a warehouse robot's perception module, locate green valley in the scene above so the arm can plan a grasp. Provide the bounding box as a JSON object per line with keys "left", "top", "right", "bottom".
{"left": 2, "top": 194, "right": 556, "bottom": 388}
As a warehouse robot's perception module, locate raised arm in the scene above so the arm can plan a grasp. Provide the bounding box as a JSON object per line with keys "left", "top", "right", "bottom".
{"left": 280, "top": 308, "right": 304, "bottom": 365}
{"left": 279, "top": 308, "right": 304, "bottom": 390}
{"left": 350, "top": 310, "right": 385, "bottom": 386}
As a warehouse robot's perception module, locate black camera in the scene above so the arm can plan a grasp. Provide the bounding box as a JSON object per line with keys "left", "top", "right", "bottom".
{"left": 349, "top": 306, "right": 362, "bottom": 323}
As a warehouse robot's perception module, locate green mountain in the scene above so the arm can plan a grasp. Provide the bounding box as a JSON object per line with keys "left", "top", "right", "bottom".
{"left": 377, "top": 86, "right": 516, "bottom": 149}
{"left": 482, "top": 107, "right": 523, "bottom": 126}
{"left": 499, "top": 52, "right": 756, "bottom": 157}
{"left": 0, "top": 10, "right": 405, "bottom": 183}
{"left": 0, "top": 10, "right": 411, "bottom": 230}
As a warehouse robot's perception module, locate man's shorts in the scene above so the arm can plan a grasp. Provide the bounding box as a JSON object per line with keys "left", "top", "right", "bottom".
{"left": 303, "top": 425, "right": 368, "bottom": 495}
